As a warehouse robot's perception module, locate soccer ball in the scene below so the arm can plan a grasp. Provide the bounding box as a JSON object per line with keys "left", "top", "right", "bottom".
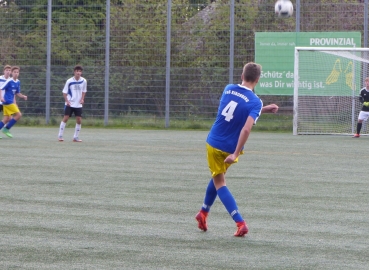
{"left": 275, "top": 0, "right": 294, "bottom": 18}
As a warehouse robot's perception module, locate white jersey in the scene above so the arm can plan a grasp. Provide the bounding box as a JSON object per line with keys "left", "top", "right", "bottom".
{"left": 0, "top": 75, "right": 10, "bottom": 105}
{"left": 0, "top": 75, "right": 8, "bottom": 87}
{"left": 62, "top": 76, "right": 87, "bottom": 108}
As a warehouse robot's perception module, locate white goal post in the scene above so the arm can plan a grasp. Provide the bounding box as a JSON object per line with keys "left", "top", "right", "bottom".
{"left": 293, "top": 47, "right": 369, "bottom": 135}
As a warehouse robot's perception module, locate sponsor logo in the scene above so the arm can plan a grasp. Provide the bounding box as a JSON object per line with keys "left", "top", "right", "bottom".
{"left": 310, "top": 38, "right": 355, "bottom": 46}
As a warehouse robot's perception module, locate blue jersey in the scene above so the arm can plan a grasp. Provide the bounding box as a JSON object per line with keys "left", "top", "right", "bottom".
{"left": 206, "top": 84, "right": 263, "bottom": 153}
{"left": 1, "top": 79, "right": 20, "bottom": 105}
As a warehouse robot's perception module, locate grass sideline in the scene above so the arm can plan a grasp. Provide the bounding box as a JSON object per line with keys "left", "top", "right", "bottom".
{"left": 0, "top": 128, "right": 367, "bottom": 269}
{"left": 18, "top": 113, "right": 293, "bottom": 132}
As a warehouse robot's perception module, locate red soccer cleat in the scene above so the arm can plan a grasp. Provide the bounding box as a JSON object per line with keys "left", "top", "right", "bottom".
{"left": 195, "top": 211, "right": 208, "bottom": 232}
{"left": 352, "top": 134, "right": 360, "bottom": 138}
{"left": 234, "top": 221, "right": 248, "bottom": 237}
{"left": 73, "top": 137, "right": 82, "bottom": 142}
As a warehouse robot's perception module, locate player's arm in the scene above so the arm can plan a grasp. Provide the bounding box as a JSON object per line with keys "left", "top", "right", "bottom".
{"left": 16, "top": 93, "right": 27, "bottom": 100}
{"left": 80, "top": 91, "right": 86, "bottom": 104}
{"left": 1, "top": 89, "right": 4, "bottom": 102}
{"left": 224, "top": 116, "right": 254, "bottom": 164}
{"left": 63, "top": 93, "right": 71, "bottom": 106}
{"left": 261, "top": 104, "right": 279, "bottom": 114}
{"left": 0, "top": 81, "right": 8, "bottom": 103}
{"left": 359, "top": 91, "right": 369, "bottom": 106}
{"left": 359, "top": 90, "right": 364, "bottom": 103}
{"left": 80, "top": 80, "right": 87, "bottom": 104}
{"left": 62, "top": 80, "right": 72, "bottom": 106}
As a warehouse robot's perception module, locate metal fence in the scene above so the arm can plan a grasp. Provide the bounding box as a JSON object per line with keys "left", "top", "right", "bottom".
{"left": 0, "top": 0, "right": 368, "bottom": 126}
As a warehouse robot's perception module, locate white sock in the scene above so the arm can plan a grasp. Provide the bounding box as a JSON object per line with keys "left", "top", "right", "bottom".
{"left": 58, "top": 121, "right": 66, "bottom": 137}
{"left": 74, "top": 124, "right": 81, "bottom": 138}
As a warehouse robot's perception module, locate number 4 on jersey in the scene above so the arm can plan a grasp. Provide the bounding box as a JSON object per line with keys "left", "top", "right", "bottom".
{"left": 221, "top": 101, "right": 238, "bottom": 122}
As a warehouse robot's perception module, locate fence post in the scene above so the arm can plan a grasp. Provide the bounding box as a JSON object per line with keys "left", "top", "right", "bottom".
{"left": 363, "top": 0, "right": 368, "bottom": 79}
{"left": 229, "top": 0, "right": 234, "bottom": 84}
{"left": 104, "top": 0, "right": 111, "bottom": 126}
{"left": 46, "top": 0, "right": 52, "bottom": 124}
{"left": 165, "top": 0, "right": 172, "bottom": 128}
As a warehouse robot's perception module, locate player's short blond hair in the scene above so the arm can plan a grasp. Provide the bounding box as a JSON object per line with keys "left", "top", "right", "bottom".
{"left": 365, "top": 77, "right": 369, "bottom": 82}
{"left": 3, "top": 65, "right": 11, "bottom": 70}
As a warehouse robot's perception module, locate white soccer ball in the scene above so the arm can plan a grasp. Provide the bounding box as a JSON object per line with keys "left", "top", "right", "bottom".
{"left": 275, "top": 0, "right": 294, "bottom": 18}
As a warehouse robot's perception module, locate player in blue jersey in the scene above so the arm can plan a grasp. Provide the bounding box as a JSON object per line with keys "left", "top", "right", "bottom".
{"left": 0, "top": 66, "right": 27, "bottom": 138}
{"left": 0, "top": 65, "right": 15, "bottom": 138}
{"left": 57, "top": 65, "right": 87, "bottom": 142}
{"left": 195, "top": 62, "right": 278, "bottom": 237}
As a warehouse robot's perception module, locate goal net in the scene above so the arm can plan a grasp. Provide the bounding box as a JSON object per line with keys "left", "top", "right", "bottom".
{"left": 293, "top": 47, "right": 369, "bottom": 135}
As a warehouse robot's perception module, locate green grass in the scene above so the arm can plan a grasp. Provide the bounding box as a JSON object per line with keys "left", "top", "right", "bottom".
{"left": 0, "top": 128, "right": 367, "bottom": 269}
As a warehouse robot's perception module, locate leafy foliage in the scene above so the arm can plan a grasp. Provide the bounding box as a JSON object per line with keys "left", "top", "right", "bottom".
{"left": 0, "top": 0, "right": 366, "bottom": 119}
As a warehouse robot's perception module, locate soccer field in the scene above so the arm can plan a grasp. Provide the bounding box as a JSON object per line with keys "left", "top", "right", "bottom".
{"left": 0, "top": 128, "right": 367, "bottom": 269}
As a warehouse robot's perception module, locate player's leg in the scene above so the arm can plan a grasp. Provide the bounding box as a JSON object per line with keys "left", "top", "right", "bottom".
{"left": 196, "top": 144, "right": 248, "bottom": 236}
{"left": 58, "top": 106, "right": 71, "bottom": 141}
{"left": 73, "top": 108, "right": 82, "bottom": 142}
{"left": 196, "top": 144, "right": 226, "bottom": 232}
{"left": 195, "top": 178, "right": 217, "bottom": 232}
{"left": 212, "top": 173, "right": 239, "bottom": 215}
{"left": 208, "top": 145, "right": 248, "bottom": 237}
{"left": 213, "top": 173, "right": 248, "bottom": 236}
{"left": 0, "top": 111, "right": 11, "bottom": 138}
{"left": 0, "top": 115, "right": 11, "bottom": 127}
{"left": 2, "top": 105, "right": 21, "bottom": 138}
{"left": 353, "top": 119, "right": 363, "bottom": 137}
{"left": 0, "top": 108, "right": 9, "bottom": 129}
{"left": 0, "top": 105, "right": 3, "bottom": 138}
{"left": 353, "top": 111, "right": 368, "bottom": 138}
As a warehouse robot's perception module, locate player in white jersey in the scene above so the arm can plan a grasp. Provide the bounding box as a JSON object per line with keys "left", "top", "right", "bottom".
{"left": 57, "top": 65, "right": 87, "bottom": 142}
{"left": 0, "top": 65, "right": 12, "bottom": 110}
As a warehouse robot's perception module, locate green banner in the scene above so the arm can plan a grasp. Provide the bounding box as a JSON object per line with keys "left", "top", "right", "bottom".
{"left": 254, "top": 32, "right": 361, "bottom": 95}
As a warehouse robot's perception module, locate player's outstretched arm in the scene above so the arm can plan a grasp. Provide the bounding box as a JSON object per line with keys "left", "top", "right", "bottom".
{"left": 261, "top": 104, "right": 279, "bottom": 114}
{"left": 16, "top": 93, "right": 27, "bottom": 100}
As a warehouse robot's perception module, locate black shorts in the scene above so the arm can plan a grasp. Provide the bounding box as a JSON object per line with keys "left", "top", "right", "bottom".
{"left": 64, "top": 106, "right": 83, "bottom": 117}
{"left": 0, "top": 104, "right": 2, "bottom": 112}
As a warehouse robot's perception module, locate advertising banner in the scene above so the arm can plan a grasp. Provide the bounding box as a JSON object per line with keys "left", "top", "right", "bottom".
{"left": 255, "top": 32, "right": 361, "bottom": 95}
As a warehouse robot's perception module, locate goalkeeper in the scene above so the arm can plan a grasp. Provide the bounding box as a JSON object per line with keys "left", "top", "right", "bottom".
{"left": 353, "top": 77, "right": 369, "bottom": 138}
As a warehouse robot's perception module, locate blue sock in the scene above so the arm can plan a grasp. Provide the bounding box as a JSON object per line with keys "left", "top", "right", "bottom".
{"left": 217, "top": 186, "right": 243, "bottom": 222}
{"left": 6, "top": 119, "right": 17, "bottom": 129}
{"left": 0, "top": 122, "right": 4, "bottom": 130}
{"left": 201, "top": 179, "right": 217, "bottom": 213}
